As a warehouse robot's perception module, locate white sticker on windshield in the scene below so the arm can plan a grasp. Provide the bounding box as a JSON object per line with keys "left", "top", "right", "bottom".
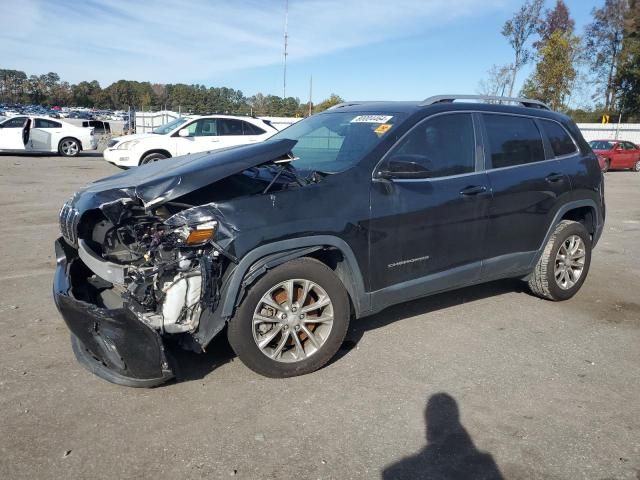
{"left": 350, "top": 115, "right": 393, "bottom": 124}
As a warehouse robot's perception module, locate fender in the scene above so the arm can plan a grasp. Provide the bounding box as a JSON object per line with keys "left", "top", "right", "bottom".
{"left": 529, "top": 199, "right": 603, "bottom": 270}
{"left": 193, "top": 236, "right": 369, "bottom": 348}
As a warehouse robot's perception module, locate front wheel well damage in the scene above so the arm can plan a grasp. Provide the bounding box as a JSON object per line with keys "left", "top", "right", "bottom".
{"left": 234, "top": 246, "right": 358, "bottom": 320}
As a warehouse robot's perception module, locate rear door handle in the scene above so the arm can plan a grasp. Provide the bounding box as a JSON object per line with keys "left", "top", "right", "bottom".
{"left": 459, "top": 185, "right": 488, "bottom": 196}
{"left": 545, "top": 173, "right": 564, "bottom": 183}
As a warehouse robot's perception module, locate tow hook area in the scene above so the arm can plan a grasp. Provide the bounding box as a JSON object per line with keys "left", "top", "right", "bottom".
{"left": 54, "top": 238, "right": 174, "bottom": 387}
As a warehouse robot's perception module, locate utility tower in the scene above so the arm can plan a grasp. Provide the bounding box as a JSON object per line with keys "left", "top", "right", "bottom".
{"left": 282, "top": 0, "right": 289, "bottom": 99}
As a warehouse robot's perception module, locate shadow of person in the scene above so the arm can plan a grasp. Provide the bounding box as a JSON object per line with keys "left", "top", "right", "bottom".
{"left": 382, "top": 393, "right": 504, "bottom": 480}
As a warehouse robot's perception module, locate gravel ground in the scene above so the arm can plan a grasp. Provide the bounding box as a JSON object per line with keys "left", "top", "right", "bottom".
{"left": 0, "top": 152, "right": 638, "bottom": 480}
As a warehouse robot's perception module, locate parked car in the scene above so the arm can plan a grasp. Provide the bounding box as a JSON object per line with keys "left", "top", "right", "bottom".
{"left": 82, "top": 120, "right": 111, "bottom": 135}
{"left": 54, "top": 95, "right": 605, "bottom": 387}
{"left": 102, "top": 114, "right": 278, "bottom": 167}
{"left": 590, "top": 139, "right": 640, "bottom": 172}
{"left": 0, "top": 115, "right": 97, "bottom": 156}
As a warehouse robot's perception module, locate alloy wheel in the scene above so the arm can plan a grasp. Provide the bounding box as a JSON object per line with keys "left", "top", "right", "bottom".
{"left": 554, "top": 235, "right": 586, "bottom": 290}
{"left": 61, "top": 139, "right": 79, "bottom": 156}
{"left": 252, "top": 279, "right": 334, "bottom": 363}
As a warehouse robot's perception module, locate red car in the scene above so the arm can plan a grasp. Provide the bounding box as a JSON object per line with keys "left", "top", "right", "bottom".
{"left": 590, "top": 139, "right": 640, "bottom": 172}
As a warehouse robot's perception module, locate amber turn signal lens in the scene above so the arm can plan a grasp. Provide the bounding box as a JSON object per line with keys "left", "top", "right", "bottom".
{"left": 185, "top": 228, "right": 215, "bottom": 245}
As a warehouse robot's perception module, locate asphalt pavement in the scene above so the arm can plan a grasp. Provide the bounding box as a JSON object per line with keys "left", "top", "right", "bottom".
{"left": 0, "top": 152, "right": 638, "bottom": 479}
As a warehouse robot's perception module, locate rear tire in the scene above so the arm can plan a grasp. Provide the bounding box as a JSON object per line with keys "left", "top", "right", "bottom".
{"left": 140, "top": 152, "right": 168, "bottom": 164}
{"left": 228, "top": 258, "right": 350, "bottom": 378}
{"left": 633, "top": 159, "right": 640, "bottom": 172}
{"left": 528, "top": 220, "right": 592, "bottom": 301}
{"left": 58, "top": 138, "right": 81, "bottom": 157}
{"left": 602, "top": 159, "right": 610, "bottom": 173}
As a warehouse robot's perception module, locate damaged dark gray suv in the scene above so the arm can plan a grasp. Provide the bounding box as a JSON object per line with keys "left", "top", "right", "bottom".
{"left": 54, "top": 95, "right": 605, "bottom": 387}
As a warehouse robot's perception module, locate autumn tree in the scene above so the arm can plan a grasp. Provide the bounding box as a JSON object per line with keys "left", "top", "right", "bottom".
{"left": 534, "top": 0, "right": 575, "bottom": 48}
{"left": 585, "top": 0, "right": 629, "bottom": 110}
{"left": 521, "top": 31, "right": 579, "bottom": 109}
{"left": 616, "top": 0, "right": 640, "bottom": 115}
{"left": 502, "top": 0, "right": 544, "bottom": 97}
{"left": 477, "top": 64, "right": 513, "bottom": 97}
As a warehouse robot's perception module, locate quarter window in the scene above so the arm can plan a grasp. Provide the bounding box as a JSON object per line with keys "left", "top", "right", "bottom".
{"left": 483, "top": 114, "right": 546, "bottom": 168}
{"left": 391, "top": 113, "right": 476, "bottom": 178}
{"left": 242, "top": 121, "right": 266, "bottom": 135}
{"left": 540, "top": 120, "right": 576, "bottom": 157}
{"left": 35, "top": 119, "right": 62, "bottom": 128}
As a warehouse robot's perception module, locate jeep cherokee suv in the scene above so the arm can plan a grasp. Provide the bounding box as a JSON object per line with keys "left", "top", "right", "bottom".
{"left": 54, "top": 95, "right": 605, "bottom": 387}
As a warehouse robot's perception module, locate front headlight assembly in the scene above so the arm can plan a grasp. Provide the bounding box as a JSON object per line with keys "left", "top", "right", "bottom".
{"left": 116, "top": 140, "right": 140, "bottom": 150}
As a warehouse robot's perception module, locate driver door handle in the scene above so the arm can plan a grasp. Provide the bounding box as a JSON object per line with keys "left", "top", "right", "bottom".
{"left": 545, "top": 173, "right": 564, "bottom": 183}
{"left": 459, "top": 185, "right": 488, "bottom": 196}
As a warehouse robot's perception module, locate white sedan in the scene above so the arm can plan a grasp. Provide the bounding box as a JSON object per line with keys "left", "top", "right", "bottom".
{"left": 103, "top": 114, "right": 278, "bottom": 167}
{"left": 0, "top": 116, "right": 97, "bottom": 157}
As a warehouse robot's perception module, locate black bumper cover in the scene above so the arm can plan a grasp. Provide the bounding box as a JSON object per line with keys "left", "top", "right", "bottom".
{"left": 53, "top": 238, "right": 174, "bottom": 387}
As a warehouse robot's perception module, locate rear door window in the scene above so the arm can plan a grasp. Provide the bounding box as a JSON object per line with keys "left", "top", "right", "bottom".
{"left": 34, "top": 119, "right": 62, "bottom": 128}
{"left": 218, "top": 119, "right": 244, "bottom": 136}
{"left": 540, "top": 120, "right": 577, "bottom": 157}
{"left": 483, "top": 114, "right": 546, "bottom": 168}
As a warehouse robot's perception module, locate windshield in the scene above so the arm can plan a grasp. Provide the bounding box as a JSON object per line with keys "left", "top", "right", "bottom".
{"left": 270, "top": 112, "right": 405, "bottom": 173}
{"left": 152, "top": 117, "right": 189, "bottom": 135}
{"left": 590, "top": 140, "right": 614, "bottom": 150}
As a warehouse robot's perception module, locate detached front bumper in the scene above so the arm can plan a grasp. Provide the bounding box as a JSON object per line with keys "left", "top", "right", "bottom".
{"left": 53, "top": 238, "right": 174, "bottom": 387}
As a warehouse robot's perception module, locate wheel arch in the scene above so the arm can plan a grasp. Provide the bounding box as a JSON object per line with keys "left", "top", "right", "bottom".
{"left": 140, "top": 149, "right": 172, "bottom": 163}
{"left": 194, "top": 236, "right": 368, "bottom": 348}
{"left": 529, "top": 200, "right": 602, "bottom": 272}
{"left": 58, "top": 136, "right": 82, "bottom": 152}
{"left": 222, "top": 236, "right": 368, "bottom": 321}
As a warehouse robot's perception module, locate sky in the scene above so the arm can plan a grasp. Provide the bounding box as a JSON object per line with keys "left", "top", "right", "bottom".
{"left": 0, "top": 0, "right": 603, "bottom": 105}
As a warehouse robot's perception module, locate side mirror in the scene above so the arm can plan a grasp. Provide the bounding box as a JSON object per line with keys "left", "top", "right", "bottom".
{"left": 178, "top": 128, "right": 190, "bottom": 137}
{"left": 378, "top": 156, "right": 432, "bottom": 180}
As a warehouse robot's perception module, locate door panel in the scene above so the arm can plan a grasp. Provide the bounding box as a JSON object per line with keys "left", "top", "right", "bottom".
{"left": 174, "top": 118, "right": 221, "bottom": 156}
{"left": 0, "top": 118, "right": 29, "bottom": 151}
{"left": 369, "top": 173, "right": 491, "bottom": 291}
{"left": 481, "top": 114, "right": 571, "bottom": 272}
{"left": 29, "top": 128, "right": 53, "bottom": 151}
{"left": 368, "top": 112, "right": 489, "bottom": 293}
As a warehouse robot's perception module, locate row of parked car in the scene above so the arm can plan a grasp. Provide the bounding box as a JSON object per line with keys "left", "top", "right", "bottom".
{"left": 1, "top": 109, "right": 639, "bottom": 175}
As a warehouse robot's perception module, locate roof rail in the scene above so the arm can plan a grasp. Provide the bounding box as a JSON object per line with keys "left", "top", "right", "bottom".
{"left": 327, "top": 101, "right": 386, "bottom": 110}
{"left": 420, "top": 95, "right": 550, "bottom": 110}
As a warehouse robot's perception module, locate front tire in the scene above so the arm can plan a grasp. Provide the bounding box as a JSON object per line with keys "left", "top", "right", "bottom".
{"left": 633, "top": 159, "right": 640, "bottom": 172}
{"left": 228, "top": 258, "right": 350, "bottom": 378}
{"left": 140, "top": 152, "right": 168, "bottom": 164}
{"left": 528, "top": 220, "right": 592, "bottom": 301}
{"left": 602, "top": 159, "right": 610, "bottom": 173}
{"left": 58, "top": 138, "right": 81, "bottom": 157}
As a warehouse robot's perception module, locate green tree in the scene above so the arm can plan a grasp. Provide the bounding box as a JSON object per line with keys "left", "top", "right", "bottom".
{"left": 616, "top": 0, "right": 640, "bottom": 115}
{"left": 585, "top": 0, "right": 629, "bottom": 110}
{"left": 314, "top": 94, "right": 344, "bottom": 113}
{"left": 521, "top": 30, "right": 579, "bottom": 109}
{"left": 502, "top": 0, "right": 545, "bottom": 97}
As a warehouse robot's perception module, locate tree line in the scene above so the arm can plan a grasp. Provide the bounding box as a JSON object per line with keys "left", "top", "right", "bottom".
{"left": 0, "top": 70, "right": 344, "bottom": 117}
{"left": 481, "top": 0, "right": 640, "bottom": 121}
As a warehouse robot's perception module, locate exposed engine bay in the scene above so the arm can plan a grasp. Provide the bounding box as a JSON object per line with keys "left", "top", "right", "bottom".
{"left": 71, "top": 202, "right": 221, "bottom": 340}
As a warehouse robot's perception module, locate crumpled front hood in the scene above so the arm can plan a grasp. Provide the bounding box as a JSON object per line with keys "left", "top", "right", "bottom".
{"left": 81, "top": 139, "right": 297, "bottom": 209}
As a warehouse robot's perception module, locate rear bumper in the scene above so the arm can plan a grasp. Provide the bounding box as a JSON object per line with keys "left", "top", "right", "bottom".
{"left": 82, "top": 138, "right": 98, "bottom": 151}
{"left": 53, "top": 238, "right": 174, "bottom": 387}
